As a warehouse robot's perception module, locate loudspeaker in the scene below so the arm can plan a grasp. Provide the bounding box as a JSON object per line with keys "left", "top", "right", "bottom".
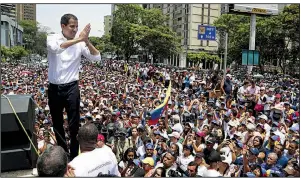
{"left": 1, "top": 95, "right": 38, "bottom": 172}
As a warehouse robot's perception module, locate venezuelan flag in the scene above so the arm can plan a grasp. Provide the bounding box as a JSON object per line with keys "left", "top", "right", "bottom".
{"left": 148, "top": 81, "right": 171, "bottom": 125}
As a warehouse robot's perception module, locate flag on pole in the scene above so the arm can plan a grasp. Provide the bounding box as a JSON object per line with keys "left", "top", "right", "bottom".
{"left": 148, "top": 81, "right": 171, "bottom": 125}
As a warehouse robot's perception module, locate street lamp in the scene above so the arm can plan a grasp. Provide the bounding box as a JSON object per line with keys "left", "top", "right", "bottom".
{"left": 215, "top": 31, "right": 228, "bottom": 79}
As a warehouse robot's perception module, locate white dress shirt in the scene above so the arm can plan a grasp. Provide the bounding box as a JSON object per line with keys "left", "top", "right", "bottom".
{"left": 47, "top": 33, "right": 101, "bottom": 84}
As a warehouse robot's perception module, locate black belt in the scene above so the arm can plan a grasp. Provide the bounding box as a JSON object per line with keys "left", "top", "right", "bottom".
{"left": 49, "top": 80, "right": 78, "bottom": 88}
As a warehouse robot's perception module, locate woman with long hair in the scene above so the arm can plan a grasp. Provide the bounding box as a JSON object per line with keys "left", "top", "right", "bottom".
{"left": 151, "top": 167, "right": 167, "bottom": 177}
{"left": 118, "top": 147, "right": 139, "bottom": 177}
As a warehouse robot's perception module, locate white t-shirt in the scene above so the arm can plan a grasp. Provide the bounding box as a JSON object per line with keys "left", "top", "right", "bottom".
{"left": 238, "top": 86, "right": 247, "bottom": 101}
{"left": 177, "top": 155, "right": 195, "bottom": 172}
{"left": 265, "top": 95, "right": 275, "bottom": 110}
{"left": 203, "top": 169, "right": 222, "bottom": 177}
{"left": 163, "top": 72, "right": 170, "bottom": 80}
{"left": 189, "top": 75, "right": 195, "bottom": 83}
{"left": 69, "top": 148, "right": 120, "bottom": 177}
{"left": 136, "top": 145, "right": 146, "bottom": 158}
{"left": 197, "top": 165, "right": 208, "bottom": 177}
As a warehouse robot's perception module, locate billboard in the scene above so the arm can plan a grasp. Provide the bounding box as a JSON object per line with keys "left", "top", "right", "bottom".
{"left": 229, "top": 4, "right": 279, "bottom": 15}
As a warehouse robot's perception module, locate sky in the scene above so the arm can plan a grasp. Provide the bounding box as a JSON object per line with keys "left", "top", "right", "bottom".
{"left": 36, "top": 4, "right": 112, "bottom": 37}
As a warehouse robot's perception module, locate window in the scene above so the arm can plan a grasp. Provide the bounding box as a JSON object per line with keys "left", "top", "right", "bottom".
{"left": 184, "top": 23, "right": 188, "bottom": 30}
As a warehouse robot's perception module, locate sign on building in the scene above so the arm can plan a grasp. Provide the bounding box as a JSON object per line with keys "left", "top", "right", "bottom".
{"left": 197, "top": 25, "right": 216, "bottom": 41}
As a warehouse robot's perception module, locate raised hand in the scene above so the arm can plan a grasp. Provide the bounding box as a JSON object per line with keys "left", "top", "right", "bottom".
{"left": 79, "top": 23, "right": 91, "bottom": 42}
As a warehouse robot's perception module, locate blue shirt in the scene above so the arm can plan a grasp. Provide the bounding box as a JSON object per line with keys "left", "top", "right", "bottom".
{"left": 261, "top": 163, "right": 284, "bottom": 177}
{"left": 277, "top": 155, "right": 288, "bottom": 168}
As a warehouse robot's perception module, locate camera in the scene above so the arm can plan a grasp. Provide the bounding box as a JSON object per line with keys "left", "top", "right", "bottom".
{"left": 182, "top": 113, "right": 191, "bottom": 124}
{"left": 168, "top": 170, "right": 182, "bottom": 177}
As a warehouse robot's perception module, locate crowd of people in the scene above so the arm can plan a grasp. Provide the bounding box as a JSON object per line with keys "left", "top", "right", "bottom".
{"left": 1, "top": 59, "right": 300, "bottom": 177}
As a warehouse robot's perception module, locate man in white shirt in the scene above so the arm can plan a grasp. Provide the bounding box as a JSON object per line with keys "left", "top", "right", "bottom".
{"left": 96, "top": 134, "right": 112, "bottom": 153}
{"left": 237, "top": 81, "right": 249, "bottom": 104}
{"left": 69, "top": 124, "right": 120, "bottom": 177}
{"left": 177, "top": 145, "right": 195, "bottom": 172}
{"left": 163, "top": 69, "right": 171, "bottom": 88}
{"left": 202, "top": 151, "right": 222, "bottom": 177}
{"left": 47, "top": 14, "right": 101, "bottom": 160}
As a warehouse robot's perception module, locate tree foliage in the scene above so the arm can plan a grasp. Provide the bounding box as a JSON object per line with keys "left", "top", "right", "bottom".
{"left": 213, "top": 4, "right": 299, "bottom": 73}
{"left": 1, "top": 46, "right": 28, "bottom": 61}
{"left": 111, "top": 4, "right": 181, "bottom": 62}
{"left": 187, "top": 52, "right": 221, "bottom": 66}
{"left": 89, "top": 34, "right": 117, "bottom": 56}
{"left": 19, "top": 20, "right": 48, "bottom": 57}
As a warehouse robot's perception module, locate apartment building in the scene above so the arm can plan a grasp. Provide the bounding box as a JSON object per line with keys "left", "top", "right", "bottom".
{"left": 103, "top": 15, "right": 112, "bottom": 36}
{"left": 16, "top": 4, "right": 37, "bottom": 21}
{"left": 1, "top": 4, "right": 36, "bottom": 22}
{"left": 1, "top": 4, "right": 17, "bottom": 21}
{"left": 145, "top": 4, "right": 221, "bottom": 67}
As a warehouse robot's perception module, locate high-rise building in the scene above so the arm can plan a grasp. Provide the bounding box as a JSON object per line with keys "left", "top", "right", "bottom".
{"left": 1, "top": 4, "right": 17, "bottom": 20}
{"left": 103, "top": 15, "right": 112, "bottom": 36}
{"left": 16, "top": 4, "right": 36, "bottom": 21}
{"left": 1, "top": 4, "right": 36, "bottom": 22}
{"left": 147, "top": 4, "right": 221, "bottom": 67}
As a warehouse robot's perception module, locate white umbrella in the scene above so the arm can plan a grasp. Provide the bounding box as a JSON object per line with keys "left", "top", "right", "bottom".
{"left": 253, "top": 74, "right": 264, "bottom": 78}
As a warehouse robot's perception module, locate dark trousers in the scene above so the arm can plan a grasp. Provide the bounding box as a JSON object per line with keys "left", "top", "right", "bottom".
{"left": 48, "top": 81, "right": 80, "bottom": 160}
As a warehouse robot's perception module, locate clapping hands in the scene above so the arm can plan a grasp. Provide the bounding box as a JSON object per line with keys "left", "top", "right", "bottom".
{"left": 79, "top": 23, "right": 91, "bottom": 42}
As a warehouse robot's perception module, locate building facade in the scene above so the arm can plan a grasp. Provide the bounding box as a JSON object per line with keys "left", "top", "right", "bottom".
{"left": 16, "top": 4, "right": 37, "bottom": 21}
{"left": 1, "top": 4, "right": 17, "bottom": 21}
{"left": 146, "top": 4, "right": 221, "bottom": 67}
{"left": 1, "top": 15, "right": 24, "bottom": 48}
{"left": 1, "top": 4, "right": 36, "bottom": 22}
{"left": 103, "top": 15, "right": 112, "bottom": 36}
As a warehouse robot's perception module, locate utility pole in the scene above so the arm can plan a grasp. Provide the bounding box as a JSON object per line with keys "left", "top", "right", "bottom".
{"left": 223, "top": 32, "right": 228, "bottom": 79}
{"left": 248, "top": 13, "right": 256, "bottom": 74}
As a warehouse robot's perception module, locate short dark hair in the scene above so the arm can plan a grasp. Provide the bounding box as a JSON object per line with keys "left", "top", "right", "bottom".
{"left": 78, "top": 123, "right": 98, "bottom": 145}
{"left": 188, "top": 161, "right": 199, "bottom": 169}
{"left": 60, "top": 14, "right": 78, "bottom": 25}
{"left": 37, "top": 146, "right": 68, "bottom": 177}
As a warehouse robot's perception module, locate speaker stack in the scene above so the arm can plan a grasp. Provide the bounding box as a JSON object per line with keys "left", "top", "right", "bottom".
{"left": 1, "top": 95, "right": 38, "bottom": 172}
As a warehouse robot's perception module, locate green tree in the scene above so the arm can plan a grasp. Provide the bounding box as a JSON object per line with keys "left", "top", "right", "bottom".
{"left": 187, "top": 52, "right": 221, "bottom": 67}
{"left": 1, "top": 46, "right": 13, "bottom": 60}
{"left": 213, "top": 14, "right": 249, "bottom": 65}
{"left": 111, "top": 4, "right": 144, "bottom": 61}
{"left": 137, "top": 8, "right": 181, "bottom": 63}
{"left": 111, "top": 4, "right": 181, "bottom": 63}
{"left": 19, "top": 20, "right": 48, "bottom": 57}
{"left": 10, "top": 46, "right": 28, "bottom": 61}
{"left": 213, "top": 4, "right": 299, "bottom": 73}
